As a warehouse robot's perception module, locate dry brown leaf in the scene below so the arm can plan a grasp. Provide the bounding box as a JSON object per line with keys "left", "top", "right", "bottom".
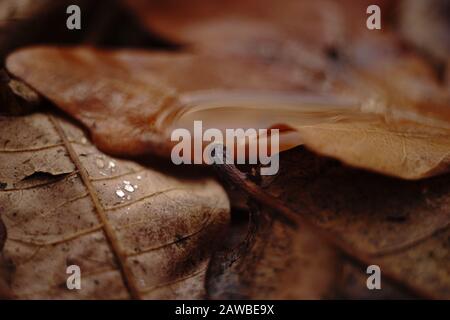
{"left": 293, "top": 117, "right": 450, "bottom": 180}
{"left": 220, "top": 147, "right": 450, "bottom": 298}
{"left": 0, "top": 0, "right": 52, "bottom": 28}
{"left": 7, "top": 46, "right": 450, "bottom": 180}
{"left": 207, "top": 203, "right": 415, "bottom": 299}
{"left": 0, "top": 112, "right": 229, "bottom": 299}
{"left": 341, "top": 38, "right": 450, "bottom": 124}
{"left": 126, "top": 0, "right": 450, "bottom": 124}
{"left": 335, "top": 258, "right": 415, "bottom": 299}
{"left": 122, "top": 0, "right": 393, "bottom": 91}
{"left": 0, "top": 228, "right": 12, "bottom": 299}
{"left": 206, "top": 207, "right": 339, "bottom": 299}
{"left": 0, "top": 216, "right": 5, "bottom": 252}
{"left": 123, "top": 0, "right": 390, "bottom": 50}
{"left": 398, "top": 0, "right": 450, "bottom": 62}
{"left": 7, "top": 46, "right": 320, "bottom": 159}
{"left": 1, "top": 69, "right": 40, "bottom": 115}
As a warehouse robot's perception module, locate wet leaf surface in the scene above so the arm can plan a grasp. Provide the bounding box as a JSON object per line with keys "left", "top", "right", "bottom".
{"left": 0, "top": 112, "right": 229, "bottom": 299}
{"left": 7, "top": 46, "right": 450, "bottom": 180}
{"left": 2, "top": 0, "right": 449, "bottom": 301}
{"left": 7, "top": 47, "right": 319, "bottom": 158}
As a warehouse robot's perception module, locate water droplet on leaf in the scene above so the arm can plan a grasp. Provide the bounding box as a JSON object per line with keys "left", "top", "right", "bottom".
{"left": 96, "top": 158, "right": 105, "bottom": 169}
{"left": 116, "top": 189, "right": 125, "bottom": 198}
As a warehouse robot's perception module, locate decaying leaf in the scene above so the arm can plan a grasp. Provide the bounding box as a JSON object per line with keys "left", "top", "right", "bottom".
{"left": 216, "top": 147, "right": 450, "bottom": 298}
{"left": 206, "top": 206, "right": 339, "bottom": 299}
{"left": 207, "top": 204, "right": 416, "bottom": 299}
{"left": 6, "top": 47, "right": 318, "bottom": 158}
{"left": 0, "top": 0, "right": 52, "bottom": 27}
{"left": 292, "top": 116, "right": 450, "bottom": 180}
{"left": 7, "top": 46, "right": 450, "bottom": 180}
{"left": 123, "top": 0, "right": 390, "bottom": 51}
{"left": 398, "top": 0, "right": 450, "bottom": 63}
{"left": 1, "top": 0, "right": 449, "bottom": 302}
{"left": 0, "top": 69, "right": 40, "bottom": 115}
{"left": 0, "top": 112, "right": 229, "bottom": 299}
{"left": 0, "top": 215, "right": 11, "bottom": 299}
{"left": 0, "top": 0, "right": 80, "bottom": 60}
{"left": 335, "top": 258, "right": 415, "bottom": 299}
{"left": 124, "top": 0, "right": 450, "bottom": 121}
{"left": 0, "top": 216, "right": 5, "bottom": 252}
